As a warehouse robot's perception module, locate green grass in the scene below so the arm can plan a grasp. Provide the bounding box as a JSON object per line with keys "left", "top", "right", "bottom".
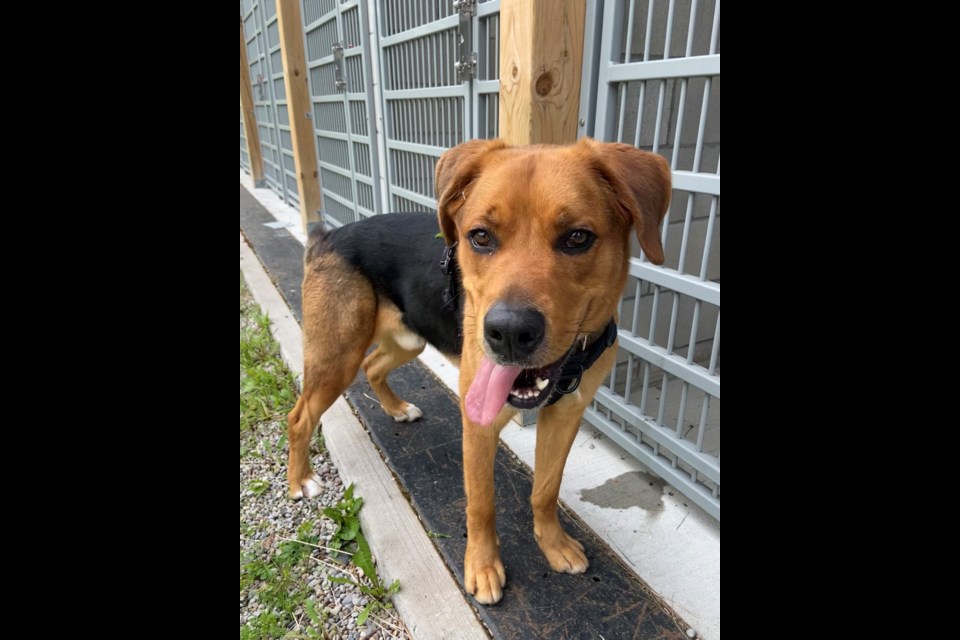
{"left": 241, "top": 274, "right": 327, "bottom": 638}
{"left": 240, "top": 273, "right": 397, "bottom": 638}
{"left": 240, "top": 275, "right": 298, "bottom": 435}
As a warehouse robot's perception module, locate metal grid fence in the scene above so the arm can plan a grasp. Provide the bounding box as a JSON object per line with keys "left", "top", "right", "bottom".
{"left": 243, "top": 0, "right": 298, "bottom": 205}
{"left": 304, "top": 0, "right": 383, "bottom": 227}
{"left": 377, "top": 0, "right": 500, "bottom": 213}
{"left": 589, "top": 0, "right": 720, "bottom": 520}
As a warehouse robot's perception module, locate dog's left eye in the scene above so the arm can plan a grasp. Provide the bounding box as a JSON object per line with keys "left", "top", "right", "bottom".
{"left": 559, "top": 229, "right": 595, "bottom": 254}
{"left": 467, "top": 228, "right": 498, "bottom": 254}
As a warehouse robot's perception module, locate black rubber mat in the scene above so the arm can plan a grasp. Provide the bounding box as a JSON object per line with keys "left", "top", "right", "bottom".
{"left": 240, "top": 186, "right": 688, "bottom": 639}
{"left": 345, "top": 367, "right": 687, "bottom": 640}
{"left": 240, "top": 185, "right": 305, "bottom": 322}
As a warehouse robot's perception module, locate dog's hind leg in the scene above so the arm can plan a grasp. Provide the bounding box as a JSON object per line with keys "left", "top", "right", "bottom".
{"left": 287, "top": 254, "right": 377, "bottom": 499}
{"left": 362, "top": 302, "right": 426, "bottom": 422}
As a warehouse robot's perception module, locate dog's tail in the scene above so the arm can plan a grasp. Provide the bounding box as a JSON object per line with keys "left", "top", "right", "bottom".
{"left": 305, "top": 224, "right": 332, "bottom": 263}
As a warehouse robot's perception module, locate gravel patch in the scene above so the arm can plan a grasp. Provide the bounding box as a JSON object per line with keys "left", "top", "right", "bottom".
{"left": 241, "top": 279, "right": 410, "bottom": 639}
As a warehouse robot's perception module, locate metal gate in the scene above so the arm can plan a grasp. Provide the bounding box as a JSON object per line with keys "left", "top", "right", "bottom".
{"left": 242, "top": 0, "right": 299, "bottom": 205}
{"left": 303, "top": 0, "right": 383, "bottom": 228}
{"left": 588, "top": 0, "right": 720, "bottom": 520}
{"left": 376, "top": 0, "right": 500, "bottom": 213}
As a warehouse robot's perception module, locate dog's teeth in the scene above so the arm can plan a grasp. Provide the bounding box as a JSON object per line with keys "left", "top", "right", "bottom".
{"left": 535, "top": 377, "right": 549, "bottom": 391}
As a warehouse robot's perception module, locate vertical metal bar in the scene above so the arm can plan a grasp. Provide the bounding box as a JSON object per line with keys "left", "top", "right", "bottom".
{"left": 642, "top": 0, "right": 655, "bottom": 61}
{"left": 656, "top": 373, "right": 669, "bottom": 427}
{"left": 687, "top": 300, "right": 701, "bottom": 364}
{"left": 417, "top": 95, "right": 423, "bottom": 145}
{"left": 429, "top": 35, "right": 436, "bottom": 104}
{"left": 676, "top": 381, "right": 688, "bottom": 437}
{"left": 708, "top": 312, "right": 720, "bottom": 375}
{"left": 693, "top": 77, "right": 711, "bottom": 172}
{"left": 640, "top": 281, "right": 660, "bottom": 416}
{"left": 696, "top": 393, "right": 709, "bottom": 452}
{"left": 608, "top": 296, "right": 625, "bottom": 392}
{"left": 624, "top": 279, "right": 642, "bottom": 403}
{"left": 652, "top": 81, "right": 666, "bottom": 153}
{"left": 666, "top": 293, "right": 680, "bottom": 354}
{"left": 664, "top": 0, "right": 676, "bottom": 58}
{"left": 710, "top": 0, "right": 721, "bottom": 54}
{"left": 699, "top": 194, "right": 718, "bottom": 280}
{"left": 685, "top": 0, "right": 699, "bottom": 57}
{"left": 670, "top": 80, "right": 686, "bottom": 168}
{"left": 616, "top": 83, "right": 627, "bottom": 142}
{"left": 632, "top": 81, "right": 646, "bottom": 148}
{"left": 639, "top": 361, "right": 651, "bottom": 414}
{"left": 648, "top": 285, "right": 661, "bottom": 344}
{"left": 677, "top": 195, "right": 695, "bottom": 274}
{"left": 624, "top": 0, "right": 637, "bottom": 63}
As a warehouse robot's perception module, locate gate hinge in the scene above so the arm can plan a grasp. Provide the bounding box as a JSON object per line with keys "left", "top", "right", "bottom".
{"left": 453, "top": 0, "right": 476, "bottom": 83}
{"left": 332, "top": 43, "right": 347, "bottom": 92}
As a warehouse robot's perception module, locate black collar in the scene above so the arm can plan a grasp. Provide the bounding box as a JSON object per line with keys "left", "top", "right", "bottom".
{"left": 439, "top": 243, "right": 459, "bottom": 312}
{"left": 546, "top": 319, "right": 618, "bottom": 405}
{"left": 439, "top": 243, "right": 617, "bottom": 405}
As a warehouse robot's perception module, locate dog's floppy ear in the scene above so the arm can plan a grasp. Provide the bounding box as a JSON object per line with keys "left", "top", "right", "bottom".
{"left": 584, "top": 139, "right": 672, "bottom": 265}
{"left": 435, "top": 139, "right": 506, "bottom": 246}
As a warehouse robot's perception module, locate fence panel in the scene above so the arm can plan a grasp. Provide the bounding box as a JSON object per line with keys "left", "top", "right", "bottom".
{"left": 591, "top": 0, "right": 720, "bottom": 520}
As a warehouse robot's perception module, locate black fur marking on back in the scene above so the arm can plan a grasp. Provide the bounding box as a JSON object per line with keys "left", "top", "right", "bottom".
{"left": 316, "top": 213, "right": 463, "bottom": 356}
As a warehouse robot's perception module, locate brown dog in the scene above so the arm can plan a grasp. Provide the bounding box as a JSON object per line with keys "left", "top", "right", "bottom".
{"left": 287, "top": 137, "right": 671, "bottom": 604}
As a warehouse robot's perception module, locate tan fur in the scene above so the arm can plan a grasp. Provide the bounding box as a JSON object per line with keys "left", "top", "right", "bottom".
{"left": 290, "top": 138, "right": 671, "bottom": 604}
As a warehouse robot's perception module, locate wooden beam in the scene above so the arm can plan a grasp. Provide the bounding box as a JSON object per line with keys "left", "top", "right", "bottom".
{"left": 240, "top": 14, "right": 265, "bottom": 186}
{"left": 275, "top": 0, "right": 323, "bottom": 232}
{"left": 499, "top": 0, "right": 586, "bottom": 145}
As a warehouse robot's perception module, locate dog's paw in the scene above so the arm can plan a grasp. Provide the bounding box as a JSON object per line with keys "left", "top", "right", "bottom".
{"left": 464, "top": 546, "right": 506, "bottom": 605}
{"left": 289, "top": 473, "right": 323, "bottom": 500}
{"left": 390, "top": 403, "right": 423, "bottom": 423}
{"left": 537, "top": 528, "right": 589, "bottom": 574}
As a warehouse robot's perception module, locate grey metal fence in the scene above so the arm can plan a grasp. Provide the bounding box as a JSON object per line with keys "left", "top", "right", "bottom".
{"left": 588, "top": 0, "right": 720, "bottom": 520}
{"left": 303, "top": 0, "right": 383, "bottom": 227}
{"left": 376, "top": 0, "right": 500, "bottom": 213}
{"left": 243, "top": 0, "right": 299, "bottom": 205}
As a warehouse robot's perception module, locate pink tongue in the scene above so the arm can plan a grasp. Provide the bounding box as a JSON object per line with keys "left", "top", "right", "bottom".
{"left": 465, "top": 356, "right": 523, "bottom": 427}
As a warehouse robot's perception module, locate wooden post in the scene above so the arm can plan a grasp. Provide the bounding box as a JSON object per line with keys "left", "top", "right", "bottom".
{"left": 275, "top": 0, "right": 323, "bottom": 232}
{"left": 240, "top": 15, "right": 265, "bottom": 186}
{"left": 499, "top": 0, "right": 586, "bottom": 145}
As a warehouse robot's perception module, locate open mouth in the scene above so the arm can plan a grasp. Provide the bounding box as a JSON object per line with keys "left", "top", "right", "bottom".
{"left": 505, "top": 349, "right": 572, "bottom": 410}
{"left": 465, "top": 339, "right": 581, "bottom": 427}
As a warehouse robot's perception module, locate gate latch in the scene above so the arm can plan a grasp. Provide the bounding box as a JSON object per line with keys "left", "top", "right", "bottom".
{"left": 332, "top": 43, "right": 347, "bottom": 92}
{"left": 453, "top": 0, "right": 476, "bottom": 83}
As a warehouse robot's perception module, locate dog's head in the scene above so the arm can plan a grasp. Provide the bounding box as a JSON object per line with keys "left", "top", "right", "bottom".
{"left": 436, "top": 138, "right": 671, "bottom": 425}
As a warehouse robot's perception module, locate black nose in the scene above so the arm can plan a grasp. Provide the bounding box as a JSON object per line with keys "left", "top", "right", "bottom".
{"left": 484, "top": 303, "right": 545, "bottom": 361}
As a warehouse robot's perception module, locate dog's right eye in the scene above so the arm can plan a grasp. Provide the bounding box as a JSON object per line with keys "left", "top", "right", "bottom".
{"left": 467, "top": 229, "right": 497, "bottom": 254}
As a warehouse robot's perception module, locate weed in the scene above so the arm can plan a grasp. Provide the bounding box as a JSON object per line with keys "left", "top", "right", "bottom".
{"left": 427, "top": 531, "right": 451, "bottom": 539}
{"left": 322, "top": 483, "right": 401, "bottom": 624}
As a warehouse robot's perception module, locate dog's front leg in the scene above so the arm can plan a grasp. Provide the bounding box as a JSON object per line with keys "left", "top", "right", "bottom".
{"left": 530, "top": 400, "right": 590, "bottom": 574}
{"left": 462, "top": 414, "right": 508, "bottom": 605}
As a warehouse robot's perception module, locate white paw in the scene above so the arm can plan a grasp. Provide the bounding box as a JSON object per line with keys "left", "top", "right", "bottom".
{"left": 302, "top": 474, "right": 323, "bottom": 498}
{"left": 392, "top": 403, "right": 423, "bottom": 422}
{"left": 292, "top": 473, "right": 323, "bottom": 500}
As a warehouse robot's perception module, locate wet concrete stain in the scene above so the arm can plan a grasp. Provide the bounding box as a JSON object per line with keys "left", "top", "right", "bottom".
{"left": 580, "top": 471, "right": 666, "bottom": 513}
